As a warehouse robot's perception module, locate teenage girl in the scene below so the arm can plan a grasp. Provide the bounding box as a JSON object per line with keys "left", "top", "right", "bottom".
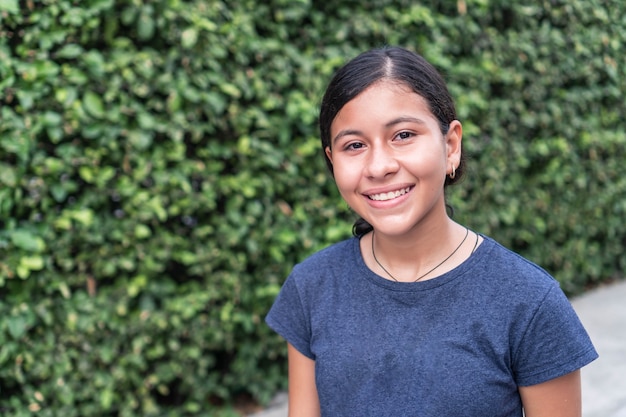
{"left": 267, "top": 46, "right": 597, "bottom": 417}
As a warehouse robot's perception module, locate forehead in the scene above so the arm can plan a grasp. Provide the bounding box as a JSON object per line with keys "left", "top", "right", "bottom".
{"left": 331, "top": 81, "right": 434, "bottom": 129}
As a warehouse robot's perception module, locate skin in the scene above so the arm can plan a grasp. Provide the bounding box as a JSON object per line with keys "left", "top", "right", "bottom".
{"left": 287, "top": 344, "right": 319, "bottom": 417}
{"left": 519, "top": 370, "right": 582, "bottom": 417}
{"left": 287, "top": 80, "right": 582, "bottom": 416}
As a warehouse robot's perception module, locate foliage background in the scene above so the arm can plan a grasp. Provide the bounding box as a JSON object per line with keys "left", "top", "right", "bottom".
{"left": 0, "top": 0, "right": 624, "bottom": 415}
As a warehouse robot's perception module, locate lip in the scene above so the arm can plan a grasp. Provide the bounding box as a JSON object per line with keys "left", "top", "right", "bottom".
{"left": 362, "top": 184, "right": 414, "bottom": 206}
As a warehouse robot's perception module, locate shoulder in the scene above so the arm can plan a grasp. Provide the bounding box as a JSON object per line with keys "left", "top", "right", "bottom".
{"left": 478, "top": 236, "right": 555, "bottom": 281}
{"left": 266, "top": 237, "right": 361, "bottom": 339}
{"left": 279, "top": 237, "right": 363, "bottom": 307}
{"left": 471, "top": 236, "right": 560, "bottom": 300}
{"left": 291, "top": 237, "right": 359, "bottom": 278}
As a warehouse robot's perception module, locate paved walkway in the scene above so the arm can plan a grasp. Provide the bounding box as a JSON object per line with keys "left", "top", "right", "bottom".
{"left": 576, "top": 280, "right": 626, "bottom": 417}
{"left": 250, "top": 280, "right": 626, "bottom": 417}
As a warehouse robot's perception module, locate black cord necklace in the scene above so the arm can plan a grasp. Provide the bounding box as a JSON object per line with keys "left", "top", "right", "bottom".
{"left": 371, "top": 227, "right": 470, "bottom": 282}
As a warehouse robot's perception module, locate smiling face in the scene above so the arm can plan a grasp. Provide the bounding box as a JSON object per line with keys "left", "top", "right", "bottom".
{"left": 325, "top": 80, "right": 462, "bottom": 238}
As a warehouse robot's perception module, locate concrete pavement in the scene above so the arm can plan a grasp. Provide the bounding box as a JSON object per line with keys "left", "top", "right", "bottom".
{"left": 250, "top": 279, "right": 626, "bottom": 417}
{"left": 576, "top": 280, "right": 626, "bottom": 417}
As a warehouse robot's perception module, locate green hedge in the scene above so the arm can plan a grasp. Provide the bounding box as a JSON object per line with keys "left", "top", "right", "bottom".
{"left": 0, "top": 0, "right": 624, "bottom": 414}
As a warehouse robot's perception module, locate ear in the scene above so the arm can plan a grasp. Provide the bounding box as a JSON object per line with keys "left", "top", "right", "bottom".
{"left": 325, "top": 146, "right": 333, "bottom": 165}
{"left": 445, "top": 120, "right": 462, "bottom": 169}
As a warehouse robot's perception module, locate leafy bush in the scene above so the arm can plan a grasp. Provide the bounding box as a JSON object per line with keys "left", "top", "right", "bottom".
{"left": 0, "top": 0, "right": 624, "bottom": 414}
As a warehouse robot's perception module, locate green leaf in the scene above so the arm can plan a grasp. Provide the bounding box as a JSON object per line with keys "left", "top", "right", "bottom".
{"left": 10, "top": 230, "right": 46, "bottom": 252}
{"left": 7, "top": 316, "right": 27, "bottom": 339}
{"left": 128, "top": 130, "right": 153, "bottom": 150}
{"left": 0, "top": 162, "right": 17, "bottom": 186}
{"left": 100, "top": 388, "right": 114, "bottom": 410}
{"left": 79, "top": 166, "right": 95, "bottom": 183}
{"left": 134, "top": 224, "right": 152, "bottom": 239}
{"left": 181, "top": 27, "right": 198, "bottom": 49}
{"left": 55, "top": 44, "right": 84, "bottom": 59}
{"left": 0, "top": 0, "right": 18, "bottom": 13}
{"left": 83, "top": 91, "right": 105, "bottom": 118}
{"left": 220, "top": 83, "right": 240, "bottom": 98}
{"left": 19, "top": 256, "right": 44, "bottom": 271}
{"left": 137, "top": 11, "right": 155, "bottom": 40}
{"left": 71, "top": 209, "right": 95, "bottom": 226}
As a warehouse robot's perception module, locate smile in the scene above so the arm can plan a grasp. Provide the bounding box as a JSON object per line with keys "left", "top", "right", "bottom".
{"left": 367, "top": 187, "right": 412, "bottom": 201}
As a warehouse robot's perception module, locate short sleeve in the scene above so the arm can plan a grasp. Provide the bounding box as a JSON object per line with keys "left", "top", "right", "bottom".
{"left": 265, "top": 272, "right": 315, "bottom": 359}
{"left": 513, "top": 284, "right": 598, "bottom": 386}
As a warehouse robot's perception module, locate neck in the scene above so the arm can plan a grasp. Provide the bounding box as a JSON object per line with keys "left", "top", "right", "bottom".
{"left": 367, "top": 219, "right": 470, "bottom": 282}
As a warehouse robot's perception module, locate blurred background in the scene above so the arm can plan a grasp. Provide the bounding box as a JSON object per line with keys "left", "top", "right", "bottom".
{"left": 0, "top": 0, "right": 624, "bottom": 415}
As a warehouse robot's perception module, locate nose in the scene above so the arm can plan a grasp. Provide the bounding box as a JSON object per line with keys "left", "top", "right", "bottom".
{"left": 365, "top": 144, "right": 399, "bottom": 179}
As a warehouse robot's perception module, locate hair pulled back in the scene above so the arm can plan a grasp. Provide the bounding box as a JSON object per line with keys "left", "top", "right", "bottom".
{"left": 318, "top": 46, "right": 465, "bottom": 236}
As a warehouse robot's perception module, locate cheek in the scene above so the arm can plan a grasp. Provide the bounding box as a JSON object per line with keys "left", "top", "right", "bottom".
{"left": 332, "top": 160, "right": 360, "bottom": 191}
{"left": 334, "top": 171, "right": 354, "bottom": 192}
{"left": 400, "top": 155, "right": 439, "bottom": 176}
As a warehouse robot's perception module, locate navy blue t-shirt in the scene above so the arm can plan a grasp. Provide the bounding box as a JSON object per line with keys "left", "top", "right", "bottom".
{"left": 266, "top": 235, "right": 598, "bottom": 416}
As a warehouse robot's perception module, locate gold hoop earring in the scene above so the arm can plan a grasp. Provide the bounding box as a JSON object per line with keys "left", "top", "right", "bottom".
{"left": 449, "top": 166, "right": 456, "bottom": 179}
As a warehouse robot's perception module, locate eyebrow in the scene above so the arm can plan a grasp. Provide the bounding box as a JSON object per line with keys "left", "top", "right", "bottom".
{"left": 385, "top": 116, "right": 427, "bottom": 128}
{"left": 331, "top": 116, "right": 427, "bottom": 145}
{"left": 331, "top": 129, "right": 362, "bottom": 145}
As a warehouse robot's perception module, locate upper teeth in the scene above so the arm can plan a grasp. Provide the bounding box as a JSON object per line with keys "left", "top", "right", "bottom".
{"left": 369, "top": 187, "right": 411, "bottom": 201}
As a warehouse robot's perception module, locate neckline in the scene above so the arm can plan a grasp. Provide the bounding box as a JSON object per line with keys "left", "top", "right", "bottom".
{"left": 352, "top": 234, "right": 491, "bottom": 291}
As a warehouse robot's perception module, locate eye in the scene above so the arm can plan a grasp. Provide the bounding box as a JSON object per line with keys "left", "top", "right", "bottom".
{"left": 345, "top": 141, "right": 365, "bottom": 151}
{"left": 395, "top": 131, "right": 414, "bottom": 141}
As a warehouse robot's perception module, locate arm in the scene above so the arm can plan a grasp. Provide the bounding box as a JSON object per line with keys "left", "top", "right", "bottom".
{"left": 287, "top": 343, "right": 320, "bottom": 417}
{"left": 519, "top": 370, "right": 581, "bottom": 417}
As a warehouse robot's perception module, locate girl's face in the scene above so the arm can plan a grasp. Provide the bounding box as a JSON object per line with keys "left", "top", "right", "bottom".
{"left": 325, "top": 80, "right": 462, "bottom": 237}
